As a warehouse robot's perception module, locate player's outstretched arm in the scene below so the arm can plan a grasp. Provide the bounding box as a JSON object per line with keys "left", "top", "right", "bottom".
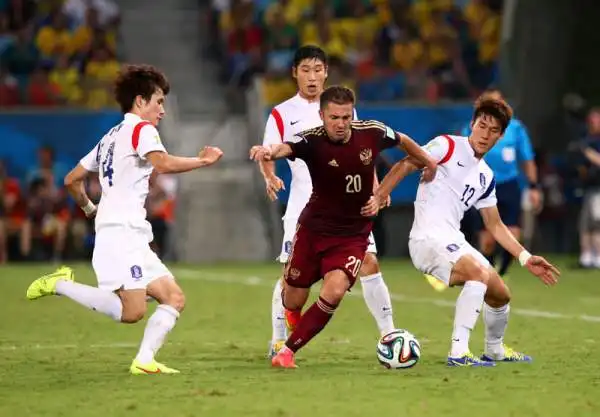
{"left": 249, "top": 144, "right": 293, "bottom": 161}
{"left": 361, "top": 157, "right": 420, "bottom": 217}
{"left": 64, "top": 164, "right": 96, "bottom": 218}
{"left": 146, "top": 146, "right": 223, "bottom": 174}
{"left": 258, "top": 159, "right": 285, "bottom": 201}
{"left": 480, "top": 206, "right": 560, "bottom": 285}
{"left": 396, "top": 132, "right": 438, "bottom": 182}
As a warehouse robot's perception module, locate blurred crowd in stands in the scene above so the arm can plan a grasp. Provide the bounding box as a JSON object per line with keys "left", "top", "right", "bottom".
{"left": 0, "top": 0, "right": 121, "bottom": 109}
{"left": 208, "top": 0, "right": 503, "bottom": 105}
{"left": 0, "top": 146, "right": 176, "bottom": 264}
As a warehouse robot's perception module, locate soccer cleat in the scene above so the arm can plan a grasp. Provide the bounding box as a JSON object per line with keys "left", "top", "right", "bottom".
{"left": 481, "top": 345, "right": 532, "bottom": 363}
{"left": 447, "top": 352, "right": 496, "bottom": 367}
{"left": 130, "top": 359, "right": 180, "bottom": 375}
{"left": 267, "top": 340, "right": 286, "bottom": 359}
{"left": 26, "top": 266, "right": 74, "bottom": 300}
{"left": 423, "top": 274, "right": 447, "bottom": 292}
{"left": 271, "top": 346, "right": 297, "bottom": 368}
{"left": 285, "top": 309, "right": 301, "bottom": 333}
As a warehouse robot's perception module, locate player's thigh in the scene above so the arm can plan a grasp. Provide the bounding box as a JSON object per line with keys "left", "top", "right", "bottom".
{"left": 449, "top": 245, "right": 493, "bottom": 287}
{"left": 146, "top": 276, "right": 185, "bottom": 312}
{"left": 409, "top": 237, "right": 490, "bottom": 287}
{"left": 360, "top": 233, "right": 379, "bottom": 276}
{"left": 320, "top": 235, "right": 368, "bottom": 290}
{"left": 278, "top": 217, "right": 298, "bottom": 264}
{"left": 283, "top": 225, "right": 320, "bottom": 289}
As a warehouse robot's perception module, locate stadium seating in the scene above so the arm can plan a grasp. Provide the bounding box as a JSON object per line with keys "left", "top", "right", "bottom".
{"left": 210, "top": 0, "right": 502, "bottom": 106}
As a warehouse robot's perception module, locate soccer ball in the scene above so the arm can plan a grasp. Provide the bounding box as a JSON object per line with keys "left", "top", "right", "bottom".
{"left": 376, "top": 329, "right": 421, "bottom": 369}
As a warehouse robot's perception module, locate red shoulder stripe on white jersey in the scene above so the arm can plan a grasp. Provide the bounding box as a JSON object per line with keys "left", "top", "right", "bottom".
{"left": 271, "top": 108, "right": 284, "bottom": 141}
{"left": 439, "top": 134, "right": 455, "bottom": 164}
{"left": 132, "top": 121, "right": 153, "bottom": 151}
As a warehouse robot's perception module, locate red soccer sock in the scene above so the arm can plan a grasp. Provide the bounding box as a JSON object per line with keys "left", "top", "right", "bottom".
{"left": 285, "top": 296, "right": 338, "bottom": 353}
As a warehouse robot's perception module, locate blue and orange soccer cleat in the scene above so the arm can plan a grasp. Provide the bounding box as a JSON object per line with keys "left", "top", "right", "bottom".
{"left": 447, "top": 352, "right": 496, "bottom": 367}
{"left": 481, "top": 345, "right": 533, "bottom": 363}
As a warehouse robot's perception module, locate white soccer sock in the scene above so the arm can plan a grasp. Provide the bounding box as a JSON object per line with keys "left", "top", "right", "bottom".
{"left": 271, "top": 278, "right": 288, "bottom": 342}
{"left": 55, "top": 280, "right": 122, "bottom": 321}
{"left": 450, "top": 280, "right": 487, "bottom": 357}
{"left": 360, "top": 273, "right": 395, "bottom": 336}
{"left": 135, "top": 304, "right": 179, "bottom": 364}
{"left": 483, "top": 303, "right": 510, "bottom": 355}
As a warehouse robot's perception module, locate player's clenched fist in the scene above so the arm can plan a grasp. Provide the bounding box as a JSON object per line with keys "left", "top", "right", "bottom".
{"left": 198, "top": 146, "right": 224, "bottom": 165}
{"left": 250, "top": 145, "right": 272, "bottom": 161}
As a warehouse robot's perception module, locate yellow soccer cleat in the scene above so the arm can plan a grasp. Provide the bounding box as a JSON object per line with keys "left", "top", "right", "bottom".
{"left": 26, "top": 266, "right": 74, "bottom": 300}
{"left": 424, "top": 274, "right": 447, "bottom": 292}
{"left": 130, "top": 359, "right": 180, "bottom": 375}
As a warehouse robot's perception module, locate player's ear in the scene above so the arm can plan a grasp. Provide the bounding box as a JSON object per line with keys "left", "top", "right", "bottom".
{"left": 292, "top": 66, "right": 297, "bottom": 80}
{"left": 470, "top": 120, "right": 475, "bottom": 130}
{"left": 323, "top": 65, "right": 328, "bottom": 80}
{"left": 319, "top": 109, "right": 324, "bottom": 122}
{"left": 134, "top": 95, "right": 145, "bottom": 110}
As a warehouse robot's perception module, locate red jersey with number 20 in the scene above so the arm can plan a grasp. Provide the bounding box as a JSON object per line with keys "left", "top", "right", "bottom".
{"left": 286, "top": 120, "right": 398, "bottom": 236}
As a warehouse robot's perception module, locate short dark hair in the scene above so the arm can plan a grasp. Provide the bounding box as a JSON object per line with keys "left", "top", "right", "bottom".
{"left": 114, "top": 64, "right": 170, "bottom": 113}
{"left": 320, "top": 85, "right": 355, "bottom": 110}
{"left": 293, "top": 45, "right": 328, "bottom": 68}
{"left": 472, "top": 96, "right": 513, "bottom": 133}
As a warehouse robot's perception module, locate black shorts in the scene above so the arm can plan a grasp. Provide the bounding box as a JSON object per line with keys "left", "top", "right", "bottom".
{"left": 495, "top": 179, "right": 522, "bottom": 227}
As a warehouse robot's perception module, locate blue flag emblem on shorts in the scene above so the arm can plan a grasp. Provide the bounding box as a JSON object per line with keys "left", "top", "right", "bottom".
{"left": 284, "top": 241, "right": 292, "bottom": 255}
{"left": 131, "top": 265, "right": 143, "bottom": 280}
{"left": 446, "top": 244, "right": 459, "bottom": 253}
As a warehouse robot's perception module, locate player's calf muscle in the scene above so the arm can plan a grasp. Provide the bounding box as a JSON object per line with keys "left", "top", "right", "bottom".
{"left": 484, "top": 273, "right": 511, "bottom": 307}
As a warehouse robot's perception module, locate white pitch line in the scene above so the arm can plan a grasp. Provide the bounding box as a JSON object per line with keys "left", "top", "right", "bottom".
{"left": 174, "top": 269, "right": 600, "bottom": 324}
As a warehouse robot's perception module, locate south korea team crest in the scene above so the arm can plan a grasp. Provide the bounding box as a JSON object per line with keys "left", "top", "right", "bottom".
{"left": 130, "top": 265, "right": 143, "bottom": 280}
{"left": 360, "top": 148, "right": 373, "bottom": 165}
{"left": 480, "top": 173, "right": 486, "bottom": 188}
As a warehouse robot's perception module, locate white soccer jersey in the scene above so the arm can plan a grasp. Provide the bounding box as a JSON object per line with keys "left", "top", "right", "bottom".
{"left": 409, "top": 135, "right": 497, "bottom": 240}
{"left": 79, "top": 113, "right": 166, "bottom": 239}
{"left": 262, "top": 93, "right": 358, "bottom": 220}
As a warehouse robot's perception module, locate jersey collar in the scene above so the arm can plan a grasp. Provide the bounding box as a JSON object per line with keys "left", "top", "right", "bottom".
{"left": 124, "top": 113, "right": 143, "bottom": 123}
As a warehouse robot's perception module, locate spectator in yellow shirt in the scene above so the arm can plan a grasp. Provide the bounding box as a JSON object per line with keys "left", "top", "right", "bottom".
{"left": 70, "top": 7, "right": 116, "bottom": 57}
{"left": 36, "top": 12, "right": 73, "bottom": 58}
{"left": 84, "top": 46, "right": 119, "bottom": 109}
{"left": 49, "top": 54, "right": 82, "bottom": 105}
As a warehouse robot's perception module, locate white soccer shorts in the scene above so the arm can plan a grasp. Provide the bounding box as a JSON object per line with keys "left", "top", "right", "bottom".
{"left": 277, "top": 217, "right": 377, "bottom": 263}
{"left": 408, "top": 235, "right": 490, "bottom": 286}
{"left": 92, "top": 226, "right": 173, "bottom": 291}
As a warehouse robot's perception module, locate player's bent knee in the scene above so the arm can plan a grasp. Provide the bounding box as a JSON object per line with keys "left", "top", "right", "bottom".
{"left": 321, "top": 270, "right": 350, "bottom": 304}
{"left": 359, "top": 252, "right": 379, "bottom": 276}
{"left": 168, "top": 289, "right": 186, "bottom": 313}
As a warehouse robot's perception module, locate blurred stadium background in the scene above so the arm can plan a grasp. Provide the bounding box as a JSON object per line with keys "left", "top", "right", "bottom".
{"left": 1, "top": 0, "right": 600, "bottom": 266}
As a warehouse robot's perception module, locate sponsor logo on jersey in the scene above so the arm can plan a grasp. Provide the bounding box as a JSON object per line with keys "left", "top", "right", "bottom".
{"left": 328, "top": 159, "right": 339, "bottom": 167}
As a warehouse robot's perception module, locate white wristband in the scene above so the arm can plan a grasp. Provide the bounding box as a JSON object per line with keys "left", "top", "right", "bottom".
{"left": 82, "top": 201, "right": 96, "bottom": 215}
{"left": 518, "top": 250, "right": 532, "bottom": 267}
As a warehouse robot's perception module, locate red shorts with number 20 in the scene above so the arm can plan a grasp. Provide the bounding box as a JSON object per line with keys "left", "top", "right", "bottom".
{"left": 284, "top": 225, "right": 369, "bottom": 289}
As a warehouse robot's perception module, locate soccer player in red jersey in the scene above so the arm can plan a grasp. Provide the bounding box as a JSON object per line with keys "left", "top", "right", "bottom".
{"left": 250, "top": 86, "right": 438, "bottom": 368}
